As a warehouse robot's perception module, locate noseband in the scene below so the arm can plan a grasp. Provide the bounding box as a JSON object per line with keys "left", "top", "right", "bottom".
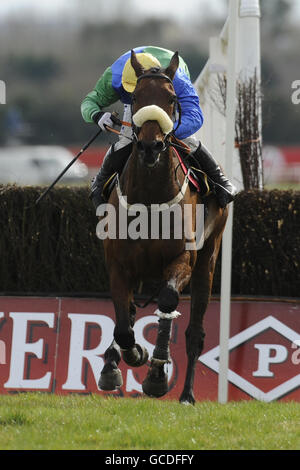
{"left": 131, "top": 67, "right": 181, "bottom": 144}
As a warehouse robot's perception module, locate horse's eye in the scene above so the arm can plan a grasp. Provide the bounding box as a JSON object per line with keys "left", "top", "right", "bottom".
{"left": 169, "top": 95, "right": 176, "bottom": 104}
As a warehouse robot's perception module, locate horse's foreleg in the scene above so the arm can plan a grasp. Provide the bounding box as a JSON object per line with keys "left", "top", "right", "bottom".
{"left": 98, "top": 265, "right": 133, "bottom": 390}
{"left": 155, "top": 251, "right": 193, "bottom": 360}
{"left": 179, "top": 237, "right": 221, "bottom": 405}
{"left": 142, "top": 252, "right": 192, "bottom": 398}
{"left": 99, "top": 297, "right": 141, "bottom": 391}
{"left": 115, "top": 298, "right": 148, "bottom": 368}
{"left": 99, "top": 339, "right": 123, "bottom": 390}
{"left": 111, "top": 265, "right": 148, "bottom": 365}
{"left": 157, "top": 251, "right": 193, "bottom": 315}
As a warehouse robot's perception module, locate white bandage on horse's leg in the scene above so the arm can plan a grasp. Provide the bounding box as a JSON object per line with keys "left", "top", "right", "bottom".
{"left": 133, "top": 105, "right": 173, "bottom": 135}
{"left": 154, "top": 309, "right": 181, "bottom": 320}
{"left": 151, "top": 310, "right": 181, "bottom": 363}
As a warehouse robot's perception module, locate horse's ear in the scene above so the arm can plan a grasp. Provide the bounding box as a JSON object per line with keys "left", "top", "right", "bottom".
{"left": 164, "top": 51, "right": 179, "bottom": 80}
{"left": 130, "top": 50, "right": 144, "bottom": 78}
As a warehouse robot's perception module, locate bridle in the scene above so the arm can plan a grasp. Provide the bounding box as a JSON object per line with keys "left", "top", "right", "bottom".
{"left": 113, "top": 68, "right": 192, "bottom": 211}
{"left": 130, "top": 67, "right": 182, "bottom": 146}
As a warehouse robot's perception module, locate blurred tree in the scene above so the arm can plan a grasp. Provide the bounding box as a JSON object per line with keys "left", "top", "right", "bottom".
{"left": 221, "top": 0, "right": 293, "bottom": 35}
{"left": 5, "top": 55, "right": 61, "bottom": 82}
{"left": 260, "top": 0, "right": 293, "bottom": 36}
{"left": 0, "top": 5, "right": 299, "bottom": 147}
{"left": 263, "top": 93, "right": 300, "bottom": 145}
{"left": 74, "top": 0, "right": 134, "bottom": 24}
{"left": 179, "top": 47, "right": 207, "bottom": 82}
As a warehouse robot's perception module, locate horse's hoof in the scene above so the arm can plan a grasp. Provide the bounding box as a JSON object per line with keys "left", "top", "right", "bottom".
{"left": 142, "top": 368, "right": 169, "bottom": 398}
{"left": 179, "top": 391, "right": 195, "bottom": 405}
{"left": 98, "top": 368, "right": 123, "bottom": 391}
{"left": 122, "top": 344, "right": 149, "bottom": 367}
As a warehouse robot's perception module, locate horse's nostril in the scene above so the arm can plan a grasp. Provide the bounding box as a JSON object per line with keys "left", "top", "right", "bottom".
{"left": 138, "top": 140, "right": 164, "bottom": 153}
{"left": 137, "top": 140, "right": 164, "bottom": 169}
{"left": 137, "top": 141, "right": 145, "bottom": 152}
{"left": 152, "top": 140, "right": 164, "bottom": 152}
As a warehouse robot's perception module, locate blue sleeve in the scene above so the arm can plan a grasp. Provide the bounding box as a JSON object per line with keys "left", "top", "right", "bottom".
{"left": 173, "top": 73, "right": 204, "bottom": 140}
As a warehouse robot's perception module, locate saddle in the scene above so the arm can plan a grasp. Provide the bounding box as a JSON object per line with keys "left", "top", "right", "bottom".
{"left": 102, "top": 137, "right": 212, "bottom": 202}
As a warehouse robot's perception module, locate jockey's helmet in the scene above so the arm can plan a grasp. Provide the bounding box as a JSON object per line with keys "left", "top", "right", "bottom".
{"left": 122, "top": 53, "right": 161, "bottom": 93}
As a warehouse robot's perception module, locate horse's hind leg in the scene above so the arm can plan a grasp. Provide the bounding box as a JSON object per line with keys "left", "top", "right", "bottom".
{"left": 179, "top": 236, "right": 221, "bottom": 404}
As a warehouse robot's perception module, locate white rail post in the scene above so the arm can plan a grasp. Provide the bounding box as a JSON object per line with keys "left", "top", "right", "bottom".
{"left": 0, "top": 80, "right": 6, "bottom": 105}
{"left": 218, "top": 0, "right": 239, "bottom": 404}
{"left": 239, "top": 0, "right": 263, "bottom": 188}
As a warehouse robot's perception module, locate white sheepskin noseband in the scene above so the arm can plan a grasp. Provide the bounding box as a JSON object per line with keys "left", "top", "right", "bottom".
{"left": 132, "top": 105, "right": 173, "bottom": 135}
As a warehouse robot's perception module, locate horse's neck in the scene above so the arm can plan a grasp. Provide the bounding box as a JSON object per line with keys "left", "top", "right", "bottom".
{"left": 122, "top": 149, "right": 179, "bottom": 206}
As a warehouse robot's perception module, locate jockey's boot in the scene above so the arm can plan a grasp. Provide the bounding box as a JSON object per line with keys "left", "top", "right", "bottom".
{"left": 90, "top": 143, "right": 132, "bottom": 209}
{"left": 193, "top": 143, "right": 238, "bottom": 208}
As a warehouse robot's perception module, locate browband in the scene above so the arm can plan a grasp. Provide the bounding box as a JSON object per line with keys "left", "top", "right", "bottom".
{"left": 137, "top": 72, "right": 174, "bottom": 86}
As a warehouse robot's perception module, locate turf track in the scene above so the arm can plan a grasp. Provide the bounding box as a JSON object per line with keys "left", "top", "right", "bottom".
{"left": 0, "top": 393, "right": 299, "bottom": 450}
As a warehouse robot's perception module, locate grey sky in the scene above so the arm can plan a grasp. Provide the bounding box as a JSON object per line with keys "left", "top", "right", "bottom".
{"left": 0, "top": 0, "right": 229, "bottom": 22}
{"left": 0, "top": 1, "right": 299, "bottom": 25}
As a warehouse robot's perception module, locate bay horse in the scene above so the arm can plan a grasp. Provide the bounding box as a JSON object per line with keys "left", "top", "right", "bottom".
{"left": 98, "top": 50, "right": 228, "bottom": 404}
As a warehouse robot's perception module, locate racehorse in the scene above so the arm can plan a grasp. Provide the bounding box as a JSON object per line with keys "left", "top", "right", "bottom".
{"left": 98, "top": 50, "right": 228, "bottom": 404}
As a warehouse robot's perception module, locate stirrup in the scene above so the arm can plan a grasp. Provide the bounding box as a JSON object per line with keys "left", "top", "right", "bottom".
{"left": 214, "top": 182, "right": 237, "bottom": 209}
{"left": 90, "top": 177, "right": 107, "bottom": 209}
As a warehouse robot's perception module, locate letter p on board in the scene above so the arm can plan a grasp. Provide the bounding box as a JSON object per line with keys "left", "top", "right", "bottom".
{"left": 253, "top": 344, "right": 288, "bottom": 377}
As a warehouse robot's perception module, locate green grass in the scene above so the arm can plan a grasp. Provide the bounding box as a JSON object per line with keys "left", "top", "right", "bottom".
{"left": 265, "top": 182, "right": 300, "bottom": 190}
{"left": 0, "top": 393, "right": 299, "bottom": 450}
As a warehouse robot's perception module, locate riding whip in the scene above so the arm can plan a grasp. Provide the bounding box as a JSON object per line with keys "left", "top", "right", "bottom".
{"left": 35, "top": 113, "right": 122, "bottom": 206}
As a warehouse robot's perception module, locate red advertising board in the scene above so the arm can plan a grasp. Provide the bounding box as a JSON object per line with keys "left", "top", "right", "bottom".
{"left": 0, "top": 296, "right": 299, "bottom": 401}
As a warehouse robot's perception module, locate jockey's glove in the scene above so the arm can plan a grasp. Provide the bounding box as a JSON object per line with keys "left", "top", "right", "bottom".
{"left": 93, "top": 111, "right": 114, "bottom": 131}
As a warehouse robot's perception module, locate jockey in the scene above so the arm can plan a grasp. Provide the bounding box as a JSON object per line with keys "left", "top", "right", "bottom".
{"left": 81, "top": 46, "right": 237, "bottom": 209}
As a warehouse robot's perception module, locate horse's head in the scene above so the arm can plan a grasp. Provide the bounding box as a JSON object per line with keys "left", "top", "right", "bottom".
{"left": 130, "top": 50, "right": 179, "bottom": 168}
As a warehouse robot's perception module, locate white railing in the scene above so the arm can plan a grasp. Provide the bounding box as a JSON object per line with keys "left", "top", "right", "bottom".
{"left": 194, "top": 0, "right": 261, "bottom": 191}
{"left": 0, "top": 80, "right": 6, "bottom": 105}
{"left": 195, "top": 0, "right": 262, "bottom": 404}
